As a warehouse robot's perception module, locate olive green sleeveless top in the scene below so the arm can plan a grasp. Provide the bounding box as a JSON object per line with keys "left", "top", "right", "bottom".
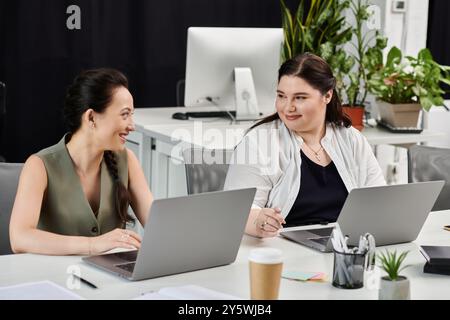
{"left": 36, "top": 135, "right": 128, "bottom": 237}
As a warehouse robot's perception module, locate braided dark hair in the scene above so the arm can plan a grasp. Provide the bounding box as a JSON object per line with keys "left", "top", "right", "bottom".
{"left": 103, "top": 151, "right": 134, "bottom": 226}
{"left": 64, "top": 68, "right": 134, "bottom": 226}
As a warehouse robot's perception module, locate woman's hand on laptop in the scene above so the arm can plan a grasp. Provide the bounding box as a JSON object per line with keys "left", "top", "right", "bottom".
{"left": 247, "top": 208, "right": 286, "bottom": 238}
{"left": 88, "top": 228, "right": 142, "bottom": 255}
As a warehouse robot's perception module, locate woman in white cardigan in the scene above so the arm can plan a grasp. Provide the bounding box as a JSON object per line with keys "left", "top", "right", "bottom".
{"left": 224, "top": 53, "right": 386, "bottom": 238}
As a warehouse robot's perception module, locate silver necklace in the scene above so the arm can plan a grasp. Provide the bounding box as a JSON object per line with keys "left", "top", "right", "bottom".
{"left": 303, "top": 142, "right": 324, "bottom": 161}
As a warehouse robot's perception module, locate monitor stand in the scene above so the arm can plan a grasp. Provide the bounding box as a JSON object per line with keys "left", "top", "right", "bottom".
{"left": 234, "top": 67, "right": 261, "bottom": 121}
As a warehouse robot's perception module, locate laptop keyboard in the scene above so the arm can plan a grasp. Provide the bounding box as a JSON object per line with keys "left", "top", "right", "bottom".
{"left": 115, "top": 262, "right": 136, "bottom": 273}
{"left": 115, "top": 250, "right": 138, "bottom": 262}
{"left": 309, "top": 228, "right": 333, "bottom": 237}
{"left": 309, "top": 236, "right": 330, "bottom": 246}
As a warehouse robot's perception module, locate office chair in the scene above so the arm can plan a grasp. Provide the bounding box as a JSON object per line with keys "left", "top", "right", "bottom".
{"left": 0, "top": 82, "right": 5, "bottom": 162}
{"left": 0, "top": 163, "right": 23, "bottom": 255}
{"left": 408, "top": 145, "right": 450, "bottom": 211}
{"left": 176, "top": 79, "right": 185, "bottom": 106}
{"left": 182, "top": 148, "right": 233, "bottom": 195}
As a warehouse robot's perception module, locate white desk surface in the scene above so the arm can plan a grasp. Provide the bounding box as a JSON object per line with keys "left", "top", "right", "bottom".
{"left": 1, "top": 210, "right": 449, "bottom": 300}
{"left": 133, "top": 107, "right": 446, "bottom": 148}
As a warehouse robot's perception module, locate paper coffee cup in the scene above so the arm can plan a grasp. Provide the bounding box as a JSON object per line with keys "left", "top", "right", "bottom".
{"left": 249, "top": 248, "right": 283, "bottom": 300}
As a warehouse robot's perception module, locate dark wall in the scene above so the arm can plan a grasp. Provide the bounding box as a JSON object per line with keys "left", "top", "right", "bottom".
{"left": 0, "top": 0, "right": 299, "bottom": 162}
{"left": 1, "top": 1, "right": 446, "bottom": 163}
{"left": 427, "top": 0, "right": 450, "bottom": 100}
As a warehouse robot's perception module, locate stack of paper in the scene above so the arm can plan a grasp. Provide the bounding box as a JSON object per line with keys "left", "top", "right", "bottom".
{"left": 282, "top": 270, "right": 327, "bottom": 282}
{"left": 135, "top": 285, "right": 242, "bottom": 300}
{"left": 0, "top": 281, "right": 83, "bottom": 300}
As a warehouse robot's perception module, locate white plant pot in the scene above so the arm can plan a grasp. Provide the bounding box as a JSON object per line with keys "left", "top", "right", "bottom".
{"left": 376, "top": 100, "right": 422, "bottom": 128}
{"left": 379, "top": 276, "right": 410, "bottom": 300}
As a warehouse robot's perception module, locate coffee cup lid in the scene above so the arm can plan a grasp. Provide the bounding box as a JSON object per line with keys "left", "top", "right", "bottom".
{"left": 249, "top": 248, "right": 283, "bottom": 264}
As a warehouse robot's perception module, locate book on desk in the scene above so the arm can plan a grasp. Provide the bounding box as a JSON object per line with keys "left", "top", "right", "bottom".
{"left": 420, "top": 246, "right": 450, "bottom": 275}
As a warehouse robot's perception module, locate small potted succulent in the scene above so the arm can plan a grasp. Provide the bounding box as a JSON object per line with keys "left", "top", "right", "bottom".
{"left": 377, "top": 250, "right": 411, "bottom": 300}
{"left": 367, "top": 46, "right": 450, "bottom": 129}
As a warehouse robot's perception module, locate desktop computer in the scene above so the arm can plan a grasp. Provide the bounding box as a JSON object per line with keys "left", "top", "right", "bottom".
{"left": 181, "top": 27, "right": 283, "bottom": 121}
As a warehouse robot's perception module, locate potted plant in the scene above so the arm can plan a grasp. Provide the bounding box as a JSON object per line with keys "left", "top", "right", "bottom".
{"left": 377, "top": 250, "right": 411, "bottom": 300}
{"left": 280, "top": 0, "right": 352, "bottom": 62}
{"left": 367, "top": 46, "right": 450, "bottom": 129}
{"left": 323, "top": 0, "right": 387, "bottom": 131}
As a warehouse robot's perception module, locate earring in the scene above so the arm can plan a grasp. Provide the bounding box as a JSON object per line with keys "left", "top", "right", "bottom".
{"left": 91, "top": 122, "right": 95, "bottom": 129}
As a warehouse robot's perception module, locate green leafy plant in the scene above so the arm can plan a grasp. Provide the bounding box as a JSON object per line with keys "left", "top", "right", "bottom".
{"left": 280, "top": 0, "right": 352, "bottom": 62}
{"left": 322, "top": 0, "right": 387, "bottom": 107}
{"left": 377, "top": 250, "right": 410, "bottom": 281}
{"left": 367, "top": 46, "right": 450, "bottom": 111}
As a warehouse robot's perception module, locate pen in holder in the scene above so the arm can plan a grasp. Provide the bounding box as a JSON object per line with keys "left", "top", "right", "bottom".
{"left": 331, "top": 229, "right": 376, "bottom": 289}
{"left": 332, "top": 248, "right": 367, "bottom": 289}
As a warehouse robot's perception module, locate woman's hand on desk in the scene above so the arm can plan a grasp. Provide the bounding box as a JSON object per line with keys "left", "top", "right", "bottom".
{"left": 248, "top": 208, "right": 286, "bottom": 238}
{"left": 89, "top": 228, "right": 142, "bottom": 255}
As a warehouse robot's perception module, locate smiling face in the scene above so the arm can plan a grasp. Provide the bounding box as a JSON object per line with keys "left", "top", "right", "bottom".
{"left": 276, "top": 76, "right": 332, "bottom": 134}
{"left": 91, "top": 86, "right": 135, "bottom": 152}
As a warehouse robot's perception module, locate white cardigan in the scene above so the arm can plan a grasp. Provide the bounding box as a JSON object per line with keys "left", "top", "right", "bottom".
{"left": 224, "top": 119, "right": 386, "bottom": 218}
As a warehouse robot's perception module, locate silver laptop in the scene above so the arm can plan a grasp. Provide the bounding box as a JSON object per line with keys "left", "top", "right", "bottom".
{"left": 83, "top": 188, "right": 256, "bottom": 280}
{"left": 280, "top": 181, "right": 444, "bottom": 252}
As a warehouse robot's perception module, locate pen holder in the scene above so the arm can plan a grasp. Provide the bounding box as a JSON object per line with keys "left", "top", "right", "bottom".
{"left": 332, "top": 249, "right": 366, "bottom": 289}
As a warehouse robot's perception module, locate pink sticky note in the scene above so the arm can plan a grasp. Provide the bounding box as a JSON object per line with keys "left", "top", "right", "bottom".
{"left": 310, "top": 272, "right": 326, "bottom": 280}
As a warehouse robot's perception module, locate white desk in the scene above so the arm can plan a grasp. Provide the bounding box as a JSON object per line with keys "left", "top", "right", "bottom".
{"left": 1, "top": 211, "right": 449, "bottom": 300}
{"left": 127, "top": 107, "right": 446, "bottom": 199}
{"left": 132, "top": 107, "right": 445, "bottom": 146}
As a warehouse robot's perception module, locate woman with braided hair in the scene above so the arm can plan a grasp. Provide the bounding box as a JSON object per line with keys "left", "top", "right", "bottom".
{"left": 10, "top": 68, "right": 153, "bottom": 255}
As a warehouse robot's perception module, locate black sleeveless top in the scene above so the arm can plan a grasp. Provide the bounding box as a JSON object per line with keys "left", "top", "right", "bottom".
{"left": 285, "top": 151, "right": 349, "bottom": 227}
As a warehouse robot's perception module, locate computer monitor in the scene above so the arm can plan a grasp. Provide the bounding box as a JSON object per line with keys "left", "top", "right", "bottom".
{"left": 184, "top": 27, "right": 283, "bottom": 120}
